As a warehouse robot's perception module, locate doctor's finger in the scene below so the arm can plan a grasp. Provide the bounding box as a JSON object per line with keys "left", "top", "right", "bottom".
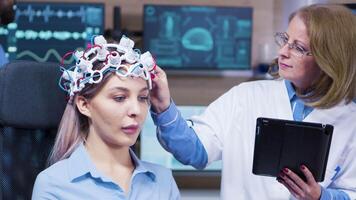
{"left": 281, "top": 175, "right": 304, "bottom": 196}
{"left": 277, "top": 177, "right": 300, "bottom": 199}
{"left": 151, "top": 66, "right": 168, "bottom": 89}
{"left": 283, "top": 168, "right": 308, "bottom": 191}
{"left": 153, "top": 65, "right": 167, "bottom": 79}
{"left": 300, "top": 165, "right": 317, "bottom": 184}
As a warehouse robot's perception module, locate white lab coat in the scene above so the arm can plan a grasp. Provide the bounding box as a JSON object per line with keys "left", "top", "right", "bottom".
{"left": 192, "top": 79, "right": 356, "bottom": 200}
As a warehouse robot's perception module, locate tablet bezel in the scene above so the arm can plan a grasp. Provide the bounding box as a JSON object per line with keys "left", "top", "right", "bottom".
{"left": 252, "top": 117, "right": 333, "bottom": 182}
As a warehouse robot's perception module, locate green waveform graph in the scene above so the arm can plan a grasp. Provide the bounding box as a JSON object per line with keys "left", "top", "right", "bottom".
{"left": 16, "top": 49, "right": 76, "bottom": 64}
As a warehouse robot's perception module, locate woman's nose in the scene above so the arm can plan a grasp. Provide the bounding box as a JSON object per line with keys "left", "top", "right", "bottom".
{"left": 128, "top": 100, "right": 141, "bottom": 117}
{"left": 278, "top": 43, "right": 291, "bottom": 58}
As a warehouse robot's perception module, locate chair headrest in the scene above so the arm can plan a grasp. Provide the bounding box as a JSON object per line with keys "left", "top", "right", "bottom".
{"left": 0, "top": 61, "right": 67, "bottom": 129}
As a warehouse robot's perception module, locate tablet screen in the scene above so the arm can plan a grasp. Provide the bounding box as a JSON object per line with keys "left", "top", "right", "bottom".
{"left": 252, "top": 117, "right": 333, "bottom": 182}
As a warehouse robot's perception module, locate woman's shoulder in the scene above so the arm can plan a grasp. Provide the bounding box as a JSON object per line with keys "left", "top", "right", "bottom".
{"left": 228, "top": 79, "right": 285, "bottom": 96}
{"left": 136, "top": 161, "right": 180, "bottom": 197}
{"left": 140, "top": 160, "right": 173, "bottom": 174}
{"left": 32, "top": 159, "right": 70, "bottom": 198}
{"left": 35, "top": 159, "right": 70, "bottom": 184}
{"left": 138, "top": 161, "right": 175, "bottom": 182}
{"left": 237, "top": 79, "right": 283, "bottom": 89}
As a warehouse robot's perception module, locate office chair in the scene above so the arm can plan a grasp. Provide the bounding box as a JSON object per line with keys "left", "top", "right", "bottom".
{"left": 0, "top": 61, "right": 67, "bottom": 199}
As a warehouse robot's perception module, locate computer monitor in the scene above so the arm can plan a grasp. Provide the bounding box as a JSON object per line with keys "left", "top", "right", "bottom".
{"left": 113, "top": 6, "right": 121, "bottom": 32}
{"left": 143, "top": 5, "right": 253, "bottom": 71}
{"left": 140, "top": 105, "right": 222, "bottom": 171}
{"left": 0, "top": 2, "right": 104, "bottom": 63}
{"left": 345, "top": 4, "right": 356, "bottom": 14}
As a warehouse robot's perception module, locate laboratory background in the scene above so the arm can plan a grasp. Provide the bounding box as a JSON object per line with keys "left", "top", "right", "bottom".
{"left": 0, "top": 0, "right": 355, "bottom": 199}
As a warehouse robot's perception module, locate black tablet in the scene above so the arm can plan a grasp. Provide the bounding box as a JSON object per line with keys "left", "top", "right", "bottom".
{"left": 252, "top": 117, "right": 333, "bottom": 182}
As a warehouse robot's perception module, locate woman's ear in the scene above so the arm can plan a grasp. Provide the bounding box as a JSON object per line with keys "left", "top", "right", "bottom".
{"left": 75, "top": 96, "right": 91, "bottom": 118}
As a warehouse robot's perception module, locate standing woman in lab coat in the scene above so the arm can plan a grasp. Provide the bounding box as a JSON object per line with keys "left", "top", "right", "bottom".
{"left": 150, "top": 4, "right": 356, "bottom": 200}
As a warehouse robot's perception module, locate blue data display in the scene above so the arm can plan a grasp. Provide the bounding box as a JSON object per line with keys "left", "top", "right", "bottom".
{"left": 344, "top": 4, "right": 356, "bottom": 14}
{"left": 350, "top": 8, "right": 356, "bottom": 14}
{"left": 143, "top": 5, "right": 253, "bottom": 70}
{"left": 140, "top": 105, "right": 222, "bottom": 171}
{"left": 0, "top": 2, "right": 104, "bottom": 63}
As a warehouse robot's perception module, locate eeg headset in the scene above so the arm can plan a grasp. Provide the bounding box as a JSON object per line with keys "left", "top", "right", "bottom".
{"left": 59, "top": 35, "right": 156, "bottom": 97}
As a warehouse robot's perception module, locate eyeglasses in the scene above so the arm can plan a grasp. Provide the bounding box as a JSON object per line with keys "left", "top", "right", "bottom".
{"left": 274, "top": 32, "right": 312, "bottom": 58}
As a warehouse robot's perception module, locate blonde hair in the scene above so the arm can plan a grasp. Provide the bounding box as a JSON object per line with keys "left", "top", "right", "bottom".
{"left": 270, "top": 4, "right": 356, "bottom": 108}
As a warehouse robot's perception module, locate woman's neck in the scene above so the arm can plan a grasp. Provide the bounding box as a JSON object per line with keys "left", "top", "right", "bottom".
{"left": 290, "top": 80, "right": 312, "bottom": 95}
{"left": 85, "top": 137, "right": 133, "bottom": 168}
{"left": 85, "top": 133, "right": 135, "bottom": 194}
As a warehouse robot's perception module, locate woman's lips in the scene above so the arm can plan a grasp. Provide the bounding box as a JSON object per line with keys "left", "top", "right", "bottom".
{"left": 279, "top": 62, "right": 292, "bottom": 69}
{"left": 122, "top": 125, "right": 139, "bottom": 135}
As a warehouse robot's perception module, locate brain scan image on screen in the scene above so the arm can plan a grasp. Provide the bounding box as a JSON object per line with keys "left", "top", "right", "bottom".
{"left": 143, "top": 5, "right": 253, "bottom": 70}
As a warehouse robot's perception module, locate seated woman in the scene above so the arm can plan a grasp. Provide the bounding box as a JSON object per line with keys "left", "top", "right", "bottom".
{"left": 32, "top": 35, "right": 180, "bottom": 199}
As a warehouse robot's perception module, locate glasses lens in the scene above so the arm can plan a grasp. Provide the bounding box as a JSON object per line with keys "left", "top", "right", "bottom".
{"left": 292, "top": 44, "right": 308, "bottom": 58}
{"left": 274, "top": 32, "right": 311, "bottom": 58}
{"left": 290, "top": 48, "right": 303, "bottom": 58}
{"left": 275, "top": 33, "right": 284, "bottom": 47}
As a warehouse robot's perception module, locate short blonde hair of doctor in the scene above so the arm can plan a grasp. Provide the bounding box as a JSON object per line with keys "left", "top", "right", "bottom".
{"left": 270, "top": 4, "right": 356, "bottom": 109}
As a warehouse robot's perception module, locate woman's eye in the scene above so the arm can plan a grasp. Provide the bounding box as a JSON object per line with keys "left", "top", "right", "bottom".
{"left": 138, "top": 96, "right": 149, "bottom": 102}
{"left": 295, "top": 45, "right": 306, "bottom": 53}
{"left": 114, "top": 96, "right": 126, "bottom": 102}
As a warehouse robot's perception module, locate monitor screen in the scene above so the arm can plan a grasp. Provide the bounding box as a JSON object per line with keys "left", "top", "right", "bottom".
{"left": 113, "top": 6, "right": 121, "bottom": 32}
{"left": 140, "top": 105, "right": 222, "bottom": 171}
{"left": 0, "top": 2, "right": 104, "bottom": 63}
{"left": 344, "top": 4, "right": 356, "bottom": 14}
{"left": 143, "top": 5, "right": 253, "bottom": 70}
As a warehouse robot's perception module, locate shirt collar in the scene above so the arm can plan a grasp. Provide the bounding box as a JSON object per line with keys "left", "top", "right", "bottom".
{"left": 284, "top": 80, "right": 296, "bottom": 101}
{"left": 67, "top": 143, "right": 156, "bottom": 182}
{"left": 67, "top": 143, "right": 105, "bottom": 182}
{"left": 285, "top": 80, "right": 356, "bottom": 104}
{"left": 129, "top": 148, "right": 156, "bottom": 181}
